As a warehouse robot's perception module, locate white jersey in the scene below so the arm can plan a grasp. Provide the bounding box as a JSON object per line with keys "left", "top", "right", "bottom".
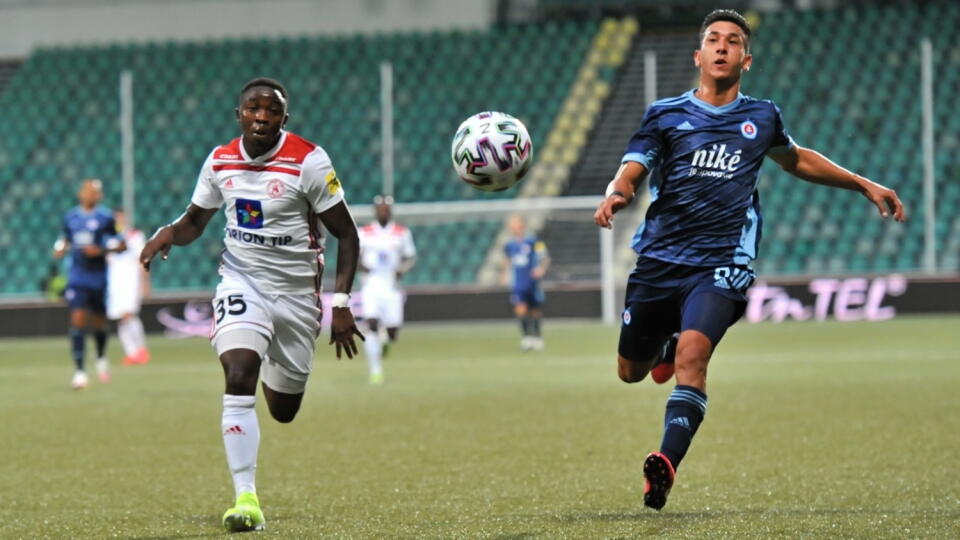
{"left": 190, "top": 131, "right": 345, "bottom": 295}
{"left": 359, "top": 221, "right": 416, "bottom": 290}
{"left": 107, "top": 228, "right": 146, "bottom": 318}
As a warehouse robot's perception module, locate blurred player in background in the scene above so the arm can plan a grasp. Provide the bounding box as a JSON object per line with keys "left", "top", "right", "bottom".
{"left": 359, "top": 195, "right": 416, "bottom": 384}
{"left": 140, "top": 77, "right": 363, "bottom": 533}
{"left": 501, "top": 216, "right": 549, "bottom": 351}
{"left": 53, "top": 179, "right": 126, "bottom": 389}
{"left": 107, "top": 209, "right": 151, "bottom": 365}
{"left": 594, "top": 9, "right": 905, "bottom": 511}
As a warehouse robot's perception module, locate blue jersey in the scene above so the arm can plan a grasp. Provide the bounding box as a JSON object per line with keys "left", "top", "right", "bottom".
{"left": 504, "top": 236, "right": 548, "bottom": 290}
{"left": 623, "top": 89, "right": 794, "bottom": 267}
{"left": 61, "top": 205, "right": 117, "bottom": 289}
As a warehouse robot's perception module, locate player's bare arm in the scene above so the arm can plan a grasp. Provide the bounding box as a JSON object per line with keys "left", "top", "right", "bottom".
{"left": 594, "top": 161, "right": 649, "bottom": 228}
{"left": 319, "top": 201, "right": 364, "bottom": 359}
{"left": 140, "top": 204, "right": 218, "bottom": 270}
{"left": 769, "top": 145, "right": 906, "bottom": 222}
{"left": 532, "top": 258, "right": 550, "bottom": 280}
{"left": 396, "top": 255, "right": 416, "bottom": 280}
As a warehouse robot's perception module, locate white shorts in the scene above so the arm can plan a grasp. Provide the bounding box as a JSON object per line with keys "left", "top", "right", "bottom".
{"left": 107, "top": 281, "right": 142, "bottom": 320}
{"left": 210, "top": 271, "right": 321, "bottom": 394}
{"left": 361, "top": 283, "right": 405, "bottom": 327}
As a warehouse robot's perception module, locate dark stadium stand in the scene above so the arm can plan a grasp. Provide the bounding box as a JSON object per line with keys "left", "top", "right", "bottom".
{"left": 0, "top": 21, "right": 597, "bottom": 294}
{"left": 2, "top": 1, "right": 957, "bottom": 297}
{"left": 557, "top": 1, "right": 959, "bottom": 277}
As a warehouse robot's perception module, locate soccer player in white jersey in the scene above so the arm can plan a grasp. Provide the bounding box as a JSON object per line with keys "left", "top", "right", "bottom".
{"left": 107, "top": 209, "right": 151, "bottom": 365}
{"left": 359, "top": 195, "right": 416, "bottom": 384}
{"left": 140, "top": 78, "right": 363, "bottom": 533}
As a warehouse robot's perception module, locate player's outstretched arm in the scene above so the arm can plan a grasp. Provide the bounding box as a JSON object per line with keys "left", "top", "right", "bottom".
{"left": 769, "top": 145, "right": 906, "bottom": 222}
{"left": 140, "top": 204, "right": 218, "bottom": 271}
{"left": 319, "top": 201, "right": 364, "bottom": 359}
{"left": 594, "top": 161, "right": 649, "bottom": 229}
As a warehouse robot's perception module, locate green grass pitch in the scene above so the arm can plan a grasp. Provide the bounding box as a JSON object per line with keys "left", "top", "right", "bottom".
{"left": 2, "top": 316, "right": 959, "bottom": 539}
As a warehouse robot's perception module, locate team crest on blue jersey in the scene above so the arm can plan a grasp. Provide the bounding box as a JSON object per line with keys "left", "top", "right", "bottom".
{"left": 740, "top": 120, "right": 758, "bottom": 140}
{"left": 622, "top": 308, "right": 632, "bottom": 325}
{"left": 236, "top": 198, "right": 264, "bottom": 229}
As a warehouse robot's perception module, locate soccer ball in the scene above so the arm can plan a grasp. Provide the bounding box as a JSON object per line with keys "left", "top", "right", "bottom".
{"left": 451, "top": 111, "right": 533, "bottom": 192}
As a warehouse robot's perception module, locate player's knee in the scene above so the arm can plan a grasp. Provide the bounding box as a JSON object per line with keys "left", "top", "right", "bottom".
{"left": 221, "top": 357, "right": 260, "bottom": 394}
{"left": 617, "top": 355, "right": 649, "bottom": 383}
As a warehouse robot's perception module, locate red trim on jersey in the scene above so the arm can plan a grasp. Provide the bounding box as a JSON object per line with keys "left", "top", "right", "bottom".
{"left": 267, "top": 132, "right": 317, "bottom": 164}
{"left": 212, "top": 164, "right": 301, "bottom": 176}
{"left": 390, "top": 224, "right": 407, "bottom": 236}
{"left": 213, "top": 138, "right": 243, "bottom": 160}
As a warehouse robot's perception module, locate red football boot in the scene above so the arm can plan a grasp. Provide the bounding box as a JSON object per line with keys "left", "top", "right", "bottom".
{"left": 650, "top": 334, "right": 678, "bottom": 384}
{"left": 643, "top": 451, "right": 676, "bottom": 511}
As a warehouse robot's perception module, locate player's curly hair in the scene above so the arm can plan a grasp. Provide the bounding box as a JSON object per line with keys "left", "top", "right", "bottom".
{"left": 239, "top": 77, "right": 288, "bottom": 101}
{"left": 700, "top": 9, "right": 751, "bottom": 52}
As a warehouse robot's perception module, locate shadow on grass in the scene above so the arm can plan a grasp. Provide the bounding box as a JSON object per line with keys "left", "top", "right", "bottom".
{"left": 556, "top": 507, "right": 960, "bottom": 524}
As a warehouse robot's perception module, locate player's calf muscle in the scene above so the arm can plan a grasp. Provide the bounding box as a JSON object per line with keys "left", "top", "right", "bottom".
{"left": 674, "top": 333, "right": 712, "bottom": 388}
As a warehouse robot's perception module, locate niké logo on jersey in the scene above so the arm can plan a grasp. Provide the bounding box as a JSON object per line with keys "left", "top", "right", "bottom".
{"left": 236, "top": 199, "right": 264, "bottom": 229}
{"left": 689, "top": 144, "right": 742, "bottom": 179}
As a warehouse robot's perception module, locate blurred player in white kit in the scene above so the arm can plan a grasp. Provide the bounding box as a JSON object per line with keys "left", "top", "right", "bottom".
{"left": 107, "top": 209, "right": 151, "bottom": 365}
{"left": 359, "top": 195, "right": 416, "bottom": 384}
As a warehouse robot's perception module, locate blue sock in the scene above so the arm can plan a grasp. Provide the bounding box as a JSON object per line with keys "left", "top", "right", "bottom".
{"left": 531, "top": 317, "right": 542, "bottom": 337}
{"left": 69, "top": 328, "right": 85, "bottom": 371}
{"left": 93, "top": 329, "right": 107, "bottom": 358}
{"left": 659, "top": 385, "right": 707, "bottom": 469}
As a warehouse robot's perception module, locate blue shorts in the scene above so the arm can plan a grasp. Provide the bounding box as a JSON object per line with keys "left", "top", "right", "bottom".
{"left": 64, "top": 284, "right": 107, "bottom": 315}
{"left": 618, "top": 257, "right": 754, "bottom": 362}
{"left": 511, "top": 284, "right": 545, "bottom": 308}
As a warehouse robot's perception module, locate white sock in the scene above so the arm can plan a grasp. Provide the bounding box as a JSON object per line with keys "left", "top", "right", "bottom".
{"left": 117, "top": 319, "right": 137, "bottom": 357}
{"left": 222, "top": 394, "right": 259, "bottom": 498}
{"left": 364, "top": 332, "right": 383, "bottom": 375}
{"left": 128, "top": 316, "right": 146, "bottom": 350}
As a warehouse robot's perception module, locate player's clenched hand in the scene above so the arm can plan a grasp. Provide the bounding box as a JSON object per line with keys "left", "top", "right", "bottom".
{"left": 862, "top": 182, "right": 906, "bottom": 223}
{"left": 82, "top": 245, "right": 104, "bottom": 257}
{"left": 594, "top": 194, "right": 629, "bottom": 229}
{"left": 330, "top": 307, "right": 364, "bottom": 359}
{"left": 140, "top": 226, "right": 174, "bottom": 271}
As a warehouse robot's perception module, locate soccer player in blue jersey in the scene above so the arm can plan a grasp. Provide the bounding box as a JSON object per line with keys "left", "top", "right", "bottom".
{"left": 53, "top": 179, "right": 126, "bottom": 389}
{"left": 594, "top": 9, "right": 905, "bottom": 511}
{"left": 502, "top": 216, "right": 550, "bottom": 351}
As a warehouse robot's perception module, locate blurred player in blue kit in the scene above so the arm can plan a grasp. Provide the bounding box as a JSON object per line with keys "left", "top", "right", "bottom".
{"left": 593, "top": 9, "right": 905, "bottom": 511}
{"left": 502, "top": 216, "right": 549, "bottom": 351}
{"left": 53, "top": 179, "right": 126, "bottom": 389}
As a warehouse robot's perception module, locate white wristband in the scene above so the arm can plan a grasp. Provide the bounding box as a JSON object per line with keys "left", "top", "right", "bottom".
{"left": 331, "top": 292, "right": 350, "bottom": 308}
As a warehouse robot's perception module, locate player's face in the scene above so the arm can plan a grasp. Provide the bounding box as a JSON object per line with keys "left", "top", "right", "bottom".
{"left": 695, "top": 21, "right": 752, "bottom": 83}
{"left": 78, "top": 181, "right": 102, "bottom": 208}
{"left": 375, "top": 203, "right": 391, "bottom": 224}
{"left": 508, "top": 217, "right": 524, "bottom": 237}
{"left": 236, "top": 87, "right": 288, "bottom": 149}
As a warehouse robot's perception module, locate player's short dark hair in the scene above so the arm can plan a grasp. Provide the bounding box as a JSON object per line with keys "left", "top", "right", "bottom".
{"left": 700, "top": 9, "right": 751, "bottom": 52}
{"left": 239, "top": 77, "right": 288, "bottom": 102}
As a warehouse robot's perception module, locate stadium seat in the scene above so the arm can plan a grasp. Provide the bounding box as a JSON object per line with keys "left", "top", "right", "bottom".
{"left": 0, "top": 21, "right": 599, "bottom": 294}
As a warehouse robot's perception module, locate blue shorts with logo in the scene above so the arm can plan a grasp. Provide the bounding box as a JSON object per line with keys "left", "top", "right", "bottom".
{"left": 65, "top": 284, "right": 107, "bottom": 315}
{"left": 511, "top": 283, "right": 545, "bottom": 308}
{"left": 618, "top": 256, "right": 755, "bottom": 362}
